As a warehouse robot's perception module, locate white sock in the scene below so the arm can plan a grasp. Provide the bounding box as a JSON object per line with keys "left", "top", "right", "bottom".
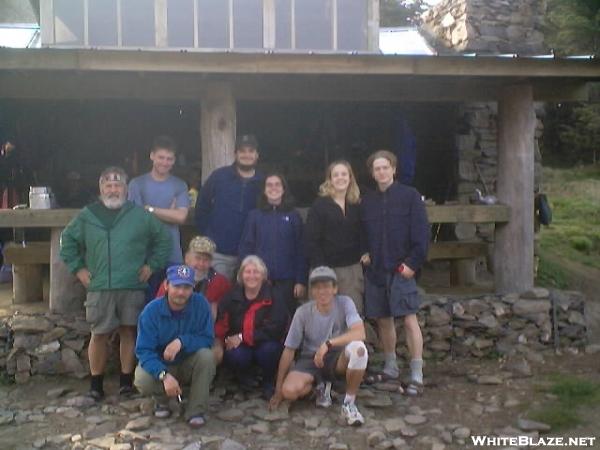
{"left": 410, "top": 358, "right": 423, "bottom": 384}
{"left": 344, "top": 394, "right": 356, "bottom": 405}
{"left": 383, "top": 352, "right": 399, "bottom": 376}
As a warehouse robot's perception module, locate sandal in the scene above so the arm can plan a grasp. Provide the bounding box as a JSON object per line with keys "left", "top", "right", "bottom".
{"left": 188, "top": 415, "right": 206, "bottom": 429}
{"left": 404, "top": 380, "right": 424, "bottom": 396}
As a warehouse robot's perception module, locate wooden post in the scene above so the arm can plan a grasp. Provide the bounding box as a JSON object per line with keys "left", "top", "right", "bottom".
{"left": 12, "top": 265, "right": 43, "bottom": 304}
{"left": 200, "top": 83, "right": 236, "bottom": 183}
{"left": 49, "top": 227, "right": 86, "bottom": 313}
{"left": 494, "top": 84, "right": 535, "bottom": 294}
{"left": 367, "top": 0, "right": 380, "bottom": 52}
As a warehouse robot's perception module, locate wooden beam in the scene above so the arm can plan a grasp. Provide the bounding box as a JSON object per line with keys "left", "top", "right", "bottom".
{"left": 3, "top": 242, "right": 50, "bottom": 264}
{"left": 367, "top": 0, "right": 380, "bottom": 52}
{"left": 39, "top": 0, "right": 54, "bottom": 46}
{"left": 427, "top": 241, "right": 487, "bottom": 260}
{"left": 200, "top": 83, "right": 236, "bottom": 182}
{"left": 1, "top": 48, "right": 600, "bottom": 79}
{"left": 155, "top": 0, "right": 168, "bottom": 47}
{"left": 494, "top": 84, "right": 535, "bottom": 294}
{"left": 0, "top": 205, "right": 508, "bottom": 228}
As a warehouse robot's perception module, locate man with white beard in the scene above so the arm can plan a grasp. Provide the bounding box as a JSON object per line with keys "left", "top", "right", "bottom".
{"left": 61, "top": 166, "right": 171, "bottom": 400}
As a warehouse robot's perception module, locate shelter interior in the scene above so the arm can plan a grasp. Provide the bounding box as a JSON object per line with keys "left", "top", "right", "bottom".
{"left": 0, "top": 99, "right": 457, "bottom": 208}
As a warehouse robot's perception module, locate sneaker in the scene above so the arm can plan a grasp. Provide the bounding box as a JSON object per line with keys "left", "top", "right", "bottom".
{"left": 340, "top": 402, "right": 364, "bottom": 426}
{"left": 315, "top": 381, "right": 332, "bottom": 408}
{"left": 85, "top": 389, "right": 104, "bottom": 402}
{"left": 154, "top": 403, "right": 171, "bottom": 419}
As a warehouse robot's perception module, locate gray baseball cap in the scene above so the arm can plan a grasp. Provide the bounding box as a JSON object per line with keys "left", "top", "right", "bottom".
{"left": 309, "top": 266, "right": 337, "bottom": 284}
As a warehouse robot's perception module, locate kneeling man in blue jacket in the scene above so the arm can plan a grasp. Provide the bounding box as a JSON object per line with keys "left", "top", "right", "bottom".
{"left": 135, "top": 264, "right": 215, "bottom": 428}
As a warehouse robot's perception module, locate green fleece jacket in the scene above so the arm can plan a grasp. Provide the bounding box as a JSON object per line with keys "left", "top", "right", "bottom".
{"left": 60, "top": 201, "right": 171, "bottom": 291}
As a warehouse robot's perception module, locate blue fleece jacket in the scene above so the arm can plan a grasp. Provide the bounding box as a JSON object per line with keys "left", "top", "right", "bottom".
{"left": 194, "top": 164, "right": 263, "bottom": 256}
{"left": 136, "top": 293, "right": 214, "bottom": 379}
{"left": 239, "top": 207, "right": 307, "bottom": 284}
{"left": 361, "top": 182, "right": 430, "bottom": 274}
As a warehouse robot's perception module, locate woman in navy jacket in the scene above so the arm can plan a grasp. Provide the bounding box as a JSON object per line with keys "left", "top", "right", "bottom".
{"left": 239, "top": 173, "right": 307, "bottom": 313}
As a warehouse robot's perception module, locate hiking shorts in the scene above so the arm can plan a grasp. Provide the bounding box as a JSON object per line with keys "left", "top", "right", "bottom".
{"left": 85, "top": 289, "right": 145, "bottom": 334}
{"left": 364, "top": 272, "right": 421, "bottom": 319}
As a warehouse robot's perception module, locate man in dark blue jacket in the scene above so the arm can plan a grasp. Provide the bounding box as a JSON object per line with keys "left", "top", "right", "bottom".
{"left": 134, "top": 264, "right": 215, "bottom": 428}
{"left": 194, "top": 134, "right": 263, "bottom": 280}
{"left": 361, "top": 150, "right": 429, "bottom": 396}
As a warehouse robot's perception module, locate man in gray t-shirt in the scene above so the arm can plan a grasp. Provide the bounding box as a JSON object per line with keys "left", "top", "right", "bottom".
{"left": 270, "top": 266, "right": 369, "bottom": 426}
{"left": 128, "top": 136, "right": 190, "bottom": 300}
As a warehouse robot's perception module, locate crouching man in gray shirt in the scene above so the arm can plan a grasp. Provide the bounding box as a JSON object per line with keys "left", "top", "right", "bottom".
{"left": 269, "top": 266, "right": 368, "bottom": 426}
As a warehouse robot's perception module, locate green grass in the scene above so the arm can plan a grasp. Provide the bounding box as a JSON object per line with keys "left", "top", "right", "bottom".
{"left": 530, "top": 374, "right": 600, "bottom": 430}
{"left": 536, "top": 256, "right": 570, "bottom": 289}
{"left": 537, "top": 166, "right": 600, "bottom": 271}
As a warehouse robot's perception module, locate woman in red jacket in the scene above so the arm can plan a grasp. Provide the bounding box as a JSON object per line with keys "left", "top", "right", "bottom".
{"left": 215, "top": 255, "right": 289, "bottom": 399}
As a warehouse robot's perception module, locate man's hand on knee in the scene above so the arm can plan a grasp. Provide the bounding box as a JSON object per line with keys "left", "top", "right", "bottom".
{"left": 163, "top": 338, "right": 182, "bottom": 361}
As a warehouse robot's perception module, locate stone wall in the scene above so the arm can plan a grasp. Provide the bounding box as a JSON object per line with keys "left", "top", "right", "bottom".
{"left": 421, "top": 0, "right": 547, "bottom": 54}
{"left": 0, "top": 288, "right": 587, "bottom": 383}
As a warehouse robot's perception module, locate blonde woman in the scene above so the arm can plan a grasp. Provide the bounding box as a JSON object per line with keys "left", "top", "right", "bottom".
{"left": 305, "top": 160, "right": 368, "bottom": 315}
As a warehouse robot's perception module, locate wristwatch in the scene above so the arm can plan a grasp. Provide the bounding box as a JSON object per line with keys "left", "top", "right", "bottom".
{"left": 147, "top": 206, "right": 155, "bottom": 213}
{"left": 158, "top": 370, "right": 167, "bottom": 381}
{"left": 325, "top": 339, "right": 333, "bottom": 350}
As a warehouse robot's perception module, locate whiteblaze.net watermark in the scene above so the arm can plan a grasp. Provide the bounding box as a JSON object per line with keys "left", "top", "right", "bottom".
{"left": 471, "top": 435, "right": 597, "bottom": 447}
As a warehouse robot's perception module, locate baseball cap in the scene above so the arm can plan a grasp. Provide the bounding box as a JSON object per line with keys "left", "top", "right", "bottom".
{"left": 188, "top": 236, "right": 216, "bottom": 256}
{"left": 235, "top": 134, "right": 258, "bottom": 150}
{"left": 166, "top": 264, "right": 195, "bottom": 286}
{"left": 309, "top": 266, "right": 337, "bottom": 284}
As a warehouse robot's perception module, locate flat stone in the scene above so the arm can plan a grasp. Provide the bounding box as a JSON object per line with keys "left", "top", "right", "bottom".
{"left": 304, "top": 416, "right": 320, "bottom": 429}
{"left": 521, "top": 288, "right": 549, "bottom": 299}
{"left": 567, "top": 311, "right": 586, "bottom": 326}
{"left": 249, "top": 421, "right": 270, "bottom": 434}
{"left": 63, "top": 338, "right": 86, "bottom": 352}
{"left": 16, "top": 354, "right": 31, "bottom": 372}
{"left": 476, "top": 375, "right": 503, "bottom": 385}
{"left": 11, "top": 315, "right": 53, "bottom": 333}
{"left": 399, "top": 425, "right": 418, "bottom": 438}
{"left": 504, "top": 356, "right": 532, "bottom": 377}
{"left": 181, "top": 443, "right": 203, "bottom": 450}
{"left": 119, "top": 399, "right": 143, "bottom": 413}
{"left": 47, "top": 434, "right": 72, "bottom": 445}
{"left": 0, "top": 410, "right": 15, "bottom": 425}
{"left": 478, "top": 313, "right": 499, "bottom": 329}
{"left": 220, "top": 438, "right": 247, "bottom": 450}
{"left": 384, "top": 417, "right": 407, "bottom": 434}
{"left": 252, "top": 408, "right": 288, "bottom": 422}
{"left": 329, "top": 444, "right": 349, "bottom": 450}
{"left": 392, "top": 437, "right": 407, "bottom": 449}
{"left": 41, "top": 327, "right": 68, "bottom": 343}
{"left": 14, "top": 371, "right": 31, "bottom": 383}
{"left": 87, "top": 436, "right": 116, "bottom": 449}
{"left": 12, "top": 333, "right": 42, "bottom": 351}
{"left": 428, "top": 306, "right": 451, "bottom": 326}
{"left": 585, "top": 344, "right": 600, "bottom": 354}
{"left": 61, "top": 348, "right": 85, "bottom": 373}
{"left": 453, "top": 427, "right": 471, "bottom": 439}
{"left": 47, "top": 387, "right": 69, "bottom": 399}
{"left": 517, "top": 418, "right": 551, "bottom": 432}
{"left": 217, "top": 408, "right": 245, "bottom": 422}
{"left": 367, "top": 431, "right": 386, "bottom": 446}
{"left": 34, "top": 340, "right": 60, "bottom": 355}
{"left": 404, "top": 414, "right": 427, "bottom": 425}
{"left": 365, "top": 395, "right": 393, "bottom": 408}
{"left": 512, "top": 299, "right": 551, "bottom": 316}
{"left": 109, "top": 444, "right": 132, "bottom": 450}
{"left": 66, "top": 395, "right": 96, "bottom": 408}
{"left": 375, "top": 382, "right": 403, "bottom": 392}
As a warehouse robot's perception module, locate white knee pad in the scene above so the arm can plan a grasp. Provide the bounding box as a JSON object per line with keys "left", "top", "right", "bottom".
{"left": 345, "top": 340, "right": 368, "bottom": 370}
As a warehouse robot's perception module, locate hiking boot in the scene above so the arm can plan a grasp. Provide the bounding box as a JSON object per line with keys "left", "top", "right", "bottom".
{"left": 118, "top": 385, "right": 136, "bottom": 397}
{"left": 154, "top": 403, "right": 171, "bottom": 419}
{"left": 315, "top": 381, "right": 332, "bottom": 408}
{"left": 340, "top": 402, "right": 364, "bottom": 426}
{"left": 85, "top": 389, "right": 104, "bottom": 402}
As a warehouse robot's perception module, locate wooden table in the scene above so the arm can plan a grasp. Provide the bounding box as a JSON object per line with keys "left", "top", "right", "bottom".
{"left": 0, "top": 205, "right": 510, "bottom": 311}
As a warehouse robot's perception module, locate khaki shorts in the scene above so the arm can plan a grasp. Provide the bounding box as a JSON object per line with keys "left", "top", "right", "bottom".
{"left": 334, "top": 263, "right": 365, "bottom": 316}
{"left": 85, "top": 290, "right": 145, "bottom": 334}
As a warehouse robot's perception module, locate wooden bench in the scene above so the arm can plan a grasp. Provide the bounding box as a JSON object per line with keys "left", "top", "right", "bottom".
{"left": 428, "top": 241, "right": 488, "bottom": 286}
{"left": 3, "top": 241, "right": 50, "bottom": 304}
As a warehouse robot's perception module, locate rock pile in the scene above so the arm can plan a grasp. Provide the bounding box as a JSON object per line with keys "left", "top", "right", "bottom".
{"left": 398, "top": 288, "right": 588, "bottom": 361}
{"left": 0, "top": 288, "right": 587, "bottom": 384}
{"left": 1, "top": 313, "right": 90, "bottom": 384}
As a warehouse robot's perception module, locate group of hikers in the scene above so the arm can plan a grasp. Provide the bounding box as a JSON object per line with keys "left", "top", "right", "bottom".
{"left": 59, "top": 134, "right": 430, "bottom": 428}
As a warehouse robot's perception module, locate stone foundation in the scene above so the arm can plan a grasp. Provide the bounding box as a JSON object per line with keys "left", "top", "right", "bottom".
{"left": 0, "top": 288, "right": 587, "bottom": 383}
